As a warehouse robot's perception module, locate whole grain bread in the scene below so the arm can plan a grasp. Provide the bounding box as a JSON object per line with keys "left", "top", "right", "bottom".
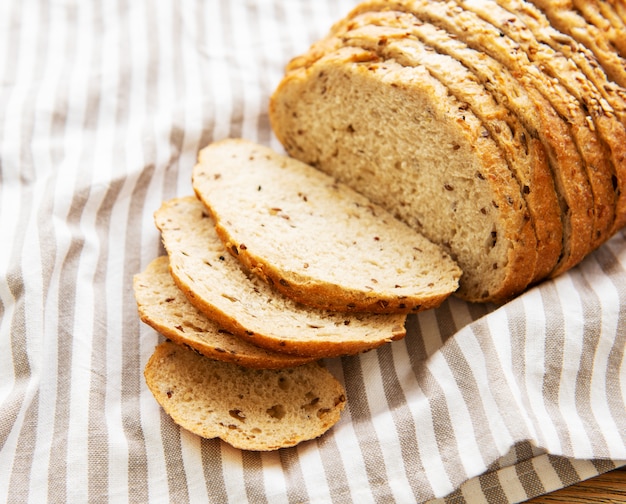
{"left": 340, "top": 0, "right": 612, "bottom": 274}
{"left": 528, "top": 0, "right": 626, "bottom": 88}
{"left": 155, "top": 196, "right": 408, "bottom": 358}
{"left": 451, "top": 0, "right": 626, "bottom": 246}
{"left": 144, "top": 341, "right": 346, "bottom": 451}
{"left": 274, "top": 3, "right": 608, "bottom": 282}
{"left": 192, "top": 138, "right": 463, "bottom": 311}
{"left": 309, "top": 15, "right": 562, "bottom": 282}
{"left": 271, "top": 47, "right": 542, "bottom": 302}
{"left": 488, "top": 0, "right": 626, "bottom": 234}
{"left": 134, "top": 256, "right": 316, "bottom": 369}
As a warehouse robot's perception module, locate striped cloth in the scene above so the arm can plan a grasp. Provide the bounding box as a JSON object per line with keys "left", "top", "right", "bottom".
{"left": 0, "top": 0, "right": 624, "bottom": 502}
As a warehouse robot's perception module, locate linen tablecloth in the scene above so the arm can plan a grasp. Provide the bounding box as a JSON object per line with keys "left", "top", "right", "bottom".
{"left": 1, "top": 0, "right": 624, "bottom": 502}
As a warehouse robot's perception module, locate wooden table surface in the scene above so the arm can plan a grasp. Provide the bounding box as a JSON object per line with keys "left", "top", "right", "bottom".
{"left": 528, "top": 466, "right": 626, "bottom": 503}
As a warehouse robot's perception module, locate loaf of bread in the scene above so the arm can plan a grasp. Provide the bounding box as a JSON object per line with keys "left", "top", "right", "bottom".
{"left": 154, "top": 196, "right": 408, "bottom": 358}
{"left": 144, "top": 341, "right": 346, "bottom": 451}
{"left": 269, "top": 0, "right": 626, "bottom": 302}
{"left": 192, "top": 138, "right": 462, "bottom": 313}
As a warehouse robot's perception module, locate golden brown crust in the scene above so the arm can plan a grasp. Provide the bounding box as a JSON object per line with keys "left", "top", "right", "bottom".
{"left": 528, "top": 0, "right": 626, "bottom": 88}
{"left": 489, "top": 0, "right": 626, "bottom": 236}
{"left": 454, "top": 0, "right": 624, "bottom": 251}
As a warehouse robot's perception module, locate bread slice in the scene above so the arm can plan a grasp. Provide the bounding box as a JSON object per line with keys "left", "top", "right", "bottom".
{"left": 192, "top": 138, "right": 463, "bottom": 311}
{"left": 155, "top": 196, "right": 407, "bottom": 358}
{"left": 144, "top": 341, "right": 346, "bottom": 451}
{"left": 271, "top": 46, "right": 538, "bottom": 303}
{"left": 134, "top": 256, "right": 317, "bottom": 369}
{"left": 316, "top": 17, "right": 562, "bottom": 282}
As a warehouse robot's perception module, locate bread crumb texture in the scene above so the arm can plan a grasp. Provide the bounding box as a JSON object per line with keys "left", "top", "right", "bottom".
{"left": 144, "top": 342, "right": 346, "bottom": 451}
{"left": 133, "top": 256, "right": 317, "bottom": 369}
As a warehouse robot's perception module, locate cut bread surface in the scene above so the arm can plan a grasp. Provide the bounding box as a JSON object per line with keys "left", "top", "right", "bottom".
{"left": 144, "top": 341, "right": 346, "bottom": 451}
{"left": 271, "top": 46, "right": 537, "bottom": 303}
{"left": 155, "top": 196, "right": 407, "bottom": 358}
{"left": 134, "top": 256, "right": 316, "bottom": 369}
{"left": 192, "top": 138, "right": 463, "bottom": 311}
{"left": 309, "top": 14, "right": 563, "bottom": 282}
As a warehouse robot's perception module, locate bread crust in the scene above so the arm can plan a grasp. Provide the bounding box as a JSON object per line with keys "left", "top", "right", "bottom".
{"left": 453, "top": 0, "right": 625, "bottom": 248}
{"left": 571, "top": 0, "right": 626, "bottom": 58}
{"left": 488, "top": 0, "right": 626, "bottom": 234}
{"left": 528, "top": 0, "right": 626, "bottom": 88}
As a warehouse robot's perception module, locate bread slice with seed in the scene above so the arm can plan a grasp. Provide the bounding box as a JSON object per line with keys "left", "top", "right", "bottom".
{"left": 155, "top": 196, "right": 407, "bottom": 358}
{"left": 134, "top": 256, "right": 316, "bottom": 369}
{"left": 192, "top": 138, "right": 463, "bottom": 310}
{"left": 144, "top": 341, "right": 346, "bottom": 451}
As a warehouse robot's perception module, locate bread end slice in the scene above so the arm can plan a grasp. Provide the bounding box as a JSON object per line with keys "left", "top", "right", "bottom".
{"left": 144, "top": 341, "right": 347, "bottom": 451}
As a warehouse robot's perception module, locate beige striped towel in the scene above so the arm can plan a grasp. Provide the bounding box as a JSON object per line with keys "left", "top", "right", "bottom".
{"left": 0, "top": 0, "right": 623, "bottom": 502}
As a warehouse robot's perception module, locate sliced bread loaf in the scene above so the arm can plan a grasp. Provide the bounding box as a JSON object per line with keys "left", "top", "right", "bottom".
{"left": 144, "top": 341, "right": 346, "bottom": 451}
{"left": 273, "top": 3, "right": 601, "bottom": 281}
{"left": 134, "top": 256, "right": 316, "bottom": 369}
{"left": 491, "top": 0, "right": 626, "bottom": 234}
{"left": 317, "top": 17, "right": 562, "bottom": 282}
{"left": 343, "top": 0, "right": 610, "bottom": 273}
{"left": 192, "top": 138, "right": 464, "bottom": 311}
{"left": 155, "top": 196, "right": 407, "bottom": 358}
{"left": 271, "top": 45, "right": 542, "bottom": 302}
{"left": 452, "top": 0, "right": 625, "bottom": 246}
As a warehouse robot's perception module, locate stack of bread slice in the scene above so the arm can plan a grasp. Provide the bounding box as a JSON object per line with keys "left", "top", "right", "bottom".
{"left": 270, "top": 0, "right": 626, "bottom": 303}
{"left": 135, "top": 139, "right": 462, "bottom": 450}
